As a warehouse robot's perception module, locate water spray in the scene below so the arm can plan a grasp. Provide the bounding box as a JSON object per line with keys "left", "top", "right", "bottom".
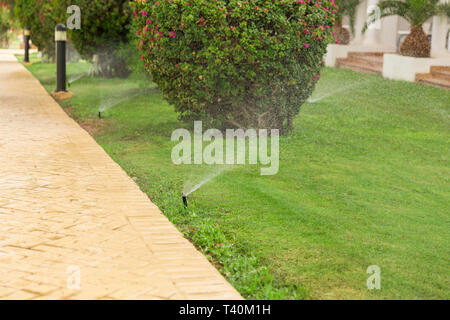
{"left": 308, "top": 81, "right": 365, "bottom": 103}
{"left": 97, "top": 89, "right": 145, "bottom": 120}
{"left": 68, "top": 73, "right": 86, "bottom": 88}
{"left": 181, "top": 166, "right": 230, "bottom": 208}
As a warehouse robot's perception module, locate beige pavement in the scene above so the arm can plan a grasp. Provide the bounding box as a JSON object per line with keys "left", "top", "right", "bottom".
{"left": 0, "top": 50, "right": 242, "bottom": 300}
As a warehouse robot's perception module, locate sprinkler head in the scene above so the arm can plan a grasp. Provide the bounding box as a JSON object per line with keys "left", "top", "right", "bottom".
{"left": 98, "top": 111, "right": 102, "bottom": 119}
{"left": 182, "top": 195, "right": 188, "bottom": 207}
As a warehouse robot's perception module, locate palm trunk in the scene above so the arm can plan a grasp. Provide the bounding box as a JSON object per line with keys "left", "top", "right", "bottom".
{"left": 400, "top": 26, "right": 431, "bottom": 58}
{"left": 333, "top": 20, "right": 350, "bottom": 45}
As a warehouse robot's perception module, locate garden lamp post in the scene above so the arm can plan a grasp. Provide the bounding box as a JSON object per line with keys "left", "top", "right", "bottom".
{"left": 55, "top": 24, "right": 67, "bottom": 92}
{"left": 23, "top": 27, "right": 31, "bottom": 63}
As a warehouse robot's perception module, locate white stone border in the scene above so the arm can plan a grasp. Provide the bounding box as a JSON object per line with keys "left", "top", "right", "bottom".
{"left": 382, "top": 53, "right": 450, "bottom": 82}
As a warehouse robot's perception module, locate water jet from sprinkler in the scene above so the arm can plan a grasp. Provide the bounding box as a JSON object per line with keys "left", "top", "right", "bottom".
{"left": 68, "top": 73, "right": 87, "bottom": 88}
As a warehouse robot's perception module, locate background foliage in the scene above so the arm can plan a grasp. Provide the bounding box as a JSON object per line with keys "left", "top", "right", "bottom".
{"left": 14, "top": 0, "right": 64, "bottom": 59}
{"left": 0, "top": 2, "right": 13, "bottom": 46}
{"left": 333, "top": 0, "right": 360, "bottom": 44}
{"left": 63, "top": 0, "right": 133, "bottom": 78}
{"left": 363, "top": 0, "right": 450, "bottom": 57}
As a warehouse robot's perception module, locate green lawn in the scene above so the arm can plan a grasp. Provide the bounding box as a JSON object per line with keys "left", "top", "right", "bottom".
{"left": 22, "top": 55, "right": 450, "bottom": 300}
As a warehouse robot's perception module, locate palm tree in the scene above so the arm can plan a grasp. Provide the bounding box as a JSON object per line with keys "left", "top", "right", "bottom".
{"left": 334, "top": 0, "right": 362, "bottom": 44}
{"left": 363, "top": 0, "right": 450, "bottom": 57}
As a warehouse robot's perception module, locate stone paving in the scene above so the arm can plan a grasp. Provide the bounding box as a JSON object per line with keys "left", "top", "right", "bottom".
{"left": 0, "top": 50, "right": 242, "bottom": 300}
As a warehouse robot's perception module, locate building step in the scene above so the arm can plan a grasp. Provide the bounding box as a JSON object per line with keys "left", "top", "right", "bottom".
{"left": 348, "top": 56, "right": 383, "bottom": 66}
{"left": 347, "top": 52, "right": 384, "bottom": 66}
{"left": 335, "top": 60, "right": 382, "bottom": 74}
{"left": 336, "top": 52, "right": 384, "bottom": 75}
{"left": 415, "top": 73, "right": 450, "bottom": 90}
{"left": 347, "top": 52, "right": 384, "bottom": 58}
{"left": 430, "top": 66, "right": 450, "bottom": 81}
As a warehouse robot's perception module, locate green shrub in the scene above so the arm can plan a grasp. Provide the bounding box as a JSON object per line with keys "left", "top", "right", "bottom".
{"left": 64, "top": 0, "right": 133, "bottom": 77}
{"left": 133, "top": 0, "right": 336, "bottom": 132}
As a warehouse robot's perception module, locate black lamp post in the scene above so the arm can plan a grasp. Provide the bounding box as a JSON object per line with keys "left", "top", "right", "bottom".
{"left": 55, "top": 24, "right": 67, "bottom": 92}
{"left": 24, "top": 27, "right": 31, "bottom": 63}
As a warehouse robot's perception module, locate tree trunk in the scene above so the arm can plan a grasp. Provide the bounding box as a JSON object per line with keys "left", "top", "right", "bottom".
{"left": 287, "top": 110, "right": 294, "bottom": 131}
{"left": 400, "top": 26, "right": 431, "bottom": 58}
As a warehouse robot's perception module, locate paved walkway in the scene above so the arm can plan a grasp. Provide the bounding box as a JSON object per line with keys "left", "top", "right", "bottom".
{"left": 0, "top": 50, "right": 242, "bottom": 300}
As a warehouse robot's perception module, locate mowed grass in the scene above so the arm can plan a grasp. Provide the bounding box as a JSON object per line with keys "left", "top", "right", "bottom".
{"left": 22, "top": 55, "right": 450, "bottom": 300}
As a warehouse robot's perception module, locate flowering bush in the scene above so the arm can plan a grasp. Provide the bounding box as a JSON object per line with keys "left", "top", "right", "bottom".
{"left": 133, "top": 0, "right": 336, "bottom": 131}
{"left": 63, "top": 0, "right": 133, "bottom": 77}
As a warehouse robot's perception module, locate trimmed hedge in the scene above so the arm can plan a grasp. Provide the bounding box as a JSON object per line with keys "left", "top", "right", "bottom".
{"left": 133, "top": 0, "right": 337, "bottom": 131}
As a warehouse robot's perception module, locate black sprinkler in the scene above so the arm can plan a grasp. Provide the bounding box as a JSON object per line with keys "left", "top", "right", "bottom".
{"left": 182, "top": 195, "right": 188, "bottom": 207}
